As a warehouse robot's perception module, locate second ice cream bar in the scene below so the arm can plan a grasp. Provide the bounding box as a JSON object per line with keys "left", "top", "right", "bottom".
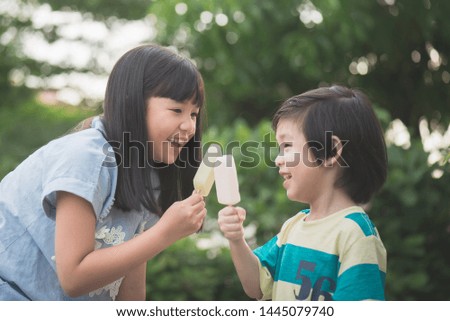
{"left": 214, "top": 154, "right": 241, "bottom": 205}
{"left": 193, "top": 144, "right": 221, "bottom": 196}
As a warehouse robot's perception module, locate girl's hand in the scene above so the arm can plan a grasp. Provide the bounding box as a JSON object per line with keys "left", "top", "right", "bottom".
{"left": 218, "top": 206, "right": 246, "bottom": 242}
{"left": 158, "top": 193, "right": 206, "bottom": 241}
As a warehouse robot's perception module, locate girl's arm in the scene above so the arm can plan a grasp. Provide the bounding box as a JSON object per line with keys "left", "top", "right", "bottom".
{"left": 115, "top": 262, "right": 147, "bottom": 300}
{"left": 55, "top": 191, "right": 206, "bottom": 298}
{"left": 218, "top": 207, "right": 263, "bottom": 299}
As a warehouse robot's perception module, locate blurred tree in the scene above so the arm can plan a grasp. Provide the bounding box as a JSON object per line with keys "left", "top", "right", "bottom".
{"left": 0, "top": 0, "right": 150, "bottom": 110}
{"left": 373, "top": 139, "right": 450, "bottom": 300}
{"left": 1, "top": 0, "right": 449, "bottom": 301}
{"left": 146, "top": 237, "right": 248, "bottom": 300}
{"left": 0, "top": 1, "right": 34, "bottom": 108}
{"left": 43, "top": 0, "right": 150, "bottom": 20}
{"left": 0, "top": 100, "right": 96, "bottom": 179}
{"left": 149, "top": 0, "right": 450, "bottom": 131}
{"left": 2, "top": 0, "right": 449, "bottom": 128}
{"left": 148, "top": 119, "right": 450, "bottom": 300}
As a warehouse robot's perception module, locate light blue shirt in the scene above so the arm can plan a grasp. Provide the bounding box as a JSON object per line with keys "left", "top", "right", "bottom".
{"left": 0, "top": 117, "right": 160, "bottom": 300}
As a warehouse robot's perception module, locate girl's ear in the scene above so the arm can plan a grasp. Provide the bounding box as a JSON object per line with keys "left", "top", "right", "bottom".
{"left": 324, "top": 135, "right": 344, "bottom": 167}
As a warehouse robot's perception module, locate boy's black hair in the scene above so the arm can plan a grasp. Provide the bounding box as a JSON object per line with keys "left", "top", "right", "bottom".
{"left": 272, "top": 85, "right": 387, "bottom": 204}
{"left": 103, "top": 44, "right": 205, "bottom": 215}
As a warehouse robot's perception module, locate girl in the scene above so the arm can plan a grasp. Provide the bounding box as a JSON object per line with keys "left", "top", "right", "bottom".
{"left": 0, "top": 44, "right": 207, "bottom": 300}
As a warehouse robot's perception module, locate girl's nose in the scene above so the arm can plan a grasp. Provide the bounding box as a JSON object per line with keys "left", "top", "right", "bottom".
{"left": 179, "top": 117, "right": 196, "bottom": 134}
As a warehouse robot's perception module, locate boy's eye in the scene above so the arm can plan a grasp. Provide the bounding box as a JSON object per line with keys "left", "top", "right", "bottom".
{"left": 279, "top": 143, "right": 292, "bottom": 150}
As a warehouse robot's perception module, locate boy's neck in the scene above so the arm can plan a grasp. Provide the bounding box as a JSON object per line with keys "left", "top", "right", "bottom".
{"left": 306, "top": 189, "right": 357, "bottom": 221}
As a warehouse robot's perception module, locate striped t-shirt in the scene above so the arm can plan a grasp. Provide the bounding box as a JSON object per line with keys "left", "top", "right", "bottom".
{"left": 253, "top": 206, "right": 386, "bottom": 301}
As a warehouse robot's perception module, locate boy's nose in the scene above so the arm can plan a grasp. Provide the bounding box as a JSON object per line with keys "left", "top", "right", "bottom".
{"left": 275, "top": 154, "right": 285, "bottom": 167}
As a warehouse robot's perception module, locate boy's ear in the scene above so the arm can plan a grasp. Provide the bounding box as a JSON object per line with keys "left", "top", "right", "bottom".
{"left": 324, "top": 135, "right": 344, "bottom": 167}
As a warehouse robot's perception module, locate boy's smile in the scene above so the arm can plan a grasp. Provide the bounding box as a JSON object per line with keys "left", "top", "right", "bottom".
{"left": 275, "top": 119, "right": 325, "bottom": 203}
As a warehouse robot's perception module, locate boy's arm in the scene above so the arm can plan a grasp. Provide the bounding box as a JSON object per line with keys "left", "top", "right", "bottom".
{"left": 218, "top": 206, "right": 263, "bottom": 299}
{"left": 228, "top": 238, "right": 263, "bottom": 299}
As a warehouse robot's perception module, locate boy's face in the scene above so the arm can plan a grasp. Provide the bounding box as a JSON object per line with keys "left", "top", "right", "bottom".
{"left": 275, "top": 119, "right": 326, "bottom": 203}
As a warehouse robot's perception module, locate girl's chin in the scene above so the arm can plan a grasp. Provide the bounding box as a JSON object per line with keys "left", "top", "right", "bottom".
{"left": 153, "top": 158, "right": 176, "bottom": 166}
{"left": 152, "top": 150, "right": 180, "bottom": 165}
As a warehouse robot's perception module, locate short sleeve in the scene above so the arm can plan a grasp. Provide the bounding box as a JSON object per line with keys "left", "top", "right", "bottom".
{"left": 41, "top": 129, "right": 117, "bottom": 221}
{"left": 143, "top": 213, "right": 160, "bottom": 231}
{"left": 253, "top": 212, "right": 306, "bottom": 300}
{"left": 333, "top": 233, "right": 387, "bottom": 300}
{"left": 254, "top": 236, "right": 279, "bottom": 300}
{"left": 133, "top": 211, "right": 160, "bottom": 236}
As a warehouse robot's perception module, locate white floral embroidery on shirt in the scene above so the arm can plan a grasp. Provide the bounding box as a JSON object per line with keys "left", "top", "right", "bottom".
{"left": 89, "top": 277, "right": 124, "bottom": 300}
{"left": 95, "top": 225, "right": 110, "bottom": 239}
{"left": 103, "top": 226, "right": 125, "bottom": 245}
{"left": 89, "top": 224, "right": 127, "bottom": 300}
{"left": 95, "top": 225, "right": 125, "bottom": 245}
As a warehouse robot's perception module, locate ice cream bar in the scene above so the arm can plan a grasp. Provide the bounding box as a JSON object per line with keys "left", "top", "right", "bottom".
{"left": 214, "top": 154, "right": 241, "bottom": 205}
{"left": 193, "top": 144, "right": 221, "bottom": 196}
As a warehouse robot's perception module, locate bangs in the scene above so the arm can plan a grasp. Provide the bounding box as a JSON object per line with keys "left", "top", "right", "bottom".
{"left": 150, "top": 61, "right": 205, "bottom": 108}
{"left": 272, "top": 97, "right": 310, "bottom": 131}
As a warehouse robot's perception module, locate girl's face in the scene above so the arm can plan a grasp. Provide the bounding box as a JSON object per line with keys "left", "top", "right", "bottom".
{"left": 275, "top": 119, "right": 325, "bottom": 203}
{"left": 146, "top": 97, "right": 199, "bottom": 164}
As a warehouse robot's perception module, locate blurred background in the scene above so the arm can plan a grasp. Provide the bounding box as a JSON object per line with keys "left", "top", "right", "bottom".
{"left": 0, "top": 0, "right": 449, "bottom": 300}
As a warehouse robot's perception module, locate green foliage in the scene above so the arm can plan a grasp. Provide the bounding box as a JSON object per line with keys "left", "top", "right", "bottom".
{"left": 149, "top": 0, "right": 450, "bottom": 130}
{"left": 0, "top": 0, "right": 150, "bottom": 111}
{"left": 1, "top": 99, "right": 448, "bottom": 301}
{"left": 0, "top": 99, "right": 96, "bottom": 179}
{"left": 146, "top": 237, "right": 247, "bottom": 300}
{"left": 372, "top": 141, "right": 450, "bottom": 300}
{"left": 1, "top": 0, "right": 449, "bottom": 302}
{"left": 0, "top": 0, "right": 450, "bottom": 127}
{"left": 0, "top": 2, "right": 33, "bottom": 109}
{"left": 3, "top": 0, "right": 450, "bottom": 128}
{"left": 442, "top": 151, "right": 450, "bottom": 166}
{"left": 146, "top": 119, "right": 450, "bottom": 300}
{"left": 42, "top": 0, "right": 151, "bottom": 20}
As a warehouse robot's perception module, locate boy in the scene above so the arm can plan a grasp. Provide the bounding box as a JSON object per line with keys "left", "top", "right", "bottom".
{"left": 218, "top": 85, "right": 387, "bottom": 300}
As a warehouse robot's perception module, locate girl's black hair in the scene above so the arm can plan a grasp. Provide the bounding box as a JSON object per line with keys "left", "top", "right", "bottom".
{"left": 272, "top": 85, "right": 387, "bottom": 204}
{"left": 103, "top": 44, "right": 205, "bottom": 215}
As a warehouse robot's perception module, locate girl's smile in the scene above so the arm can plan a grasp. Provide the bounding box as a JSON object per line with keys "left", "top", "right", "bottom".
{"left": 146, "top": 96, "right": 199, "bottom": 164}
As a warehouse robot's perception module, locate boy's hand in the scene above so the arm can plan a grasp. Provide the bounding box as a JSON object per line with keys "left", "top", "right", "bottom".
{"left": 218, "top": 206, "right": 246, "bottom": 242}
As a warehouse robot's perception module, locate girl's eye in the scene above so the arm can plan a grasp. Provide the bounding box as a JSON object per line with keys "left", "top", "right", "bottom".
{"left": 171, "top": 109, "right": 182, "bottom": 114}
{"left": 191, "top": 113, "right": 199, "bottom": 119}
